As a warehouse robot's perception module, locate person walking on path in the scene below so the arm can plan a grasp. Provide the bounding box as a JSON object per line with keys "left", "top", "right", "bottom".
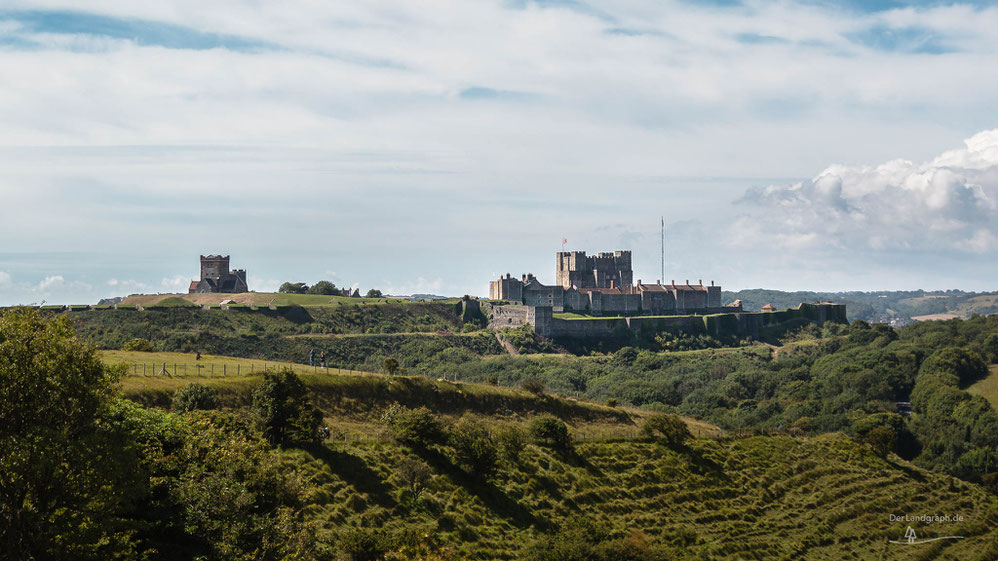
{"left": 319, "top": 350, "right": 326, "bottom": 368}
{"left": 309, "top": 348, "right": 315, "bottom": 367}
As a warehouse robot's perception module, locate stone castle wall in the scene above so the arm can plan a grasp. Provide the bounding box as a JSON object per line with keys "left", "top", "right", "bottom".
{"left": 486, "top": 302, "right": 847, "bottom": 339}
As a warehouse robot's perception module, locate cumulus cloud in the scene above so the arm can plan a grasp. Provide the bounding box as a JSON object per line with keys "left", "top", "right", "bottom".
{"left": 731, "top": 129, "right": 998, "bottom": 254}
{"left": 38, "top": 275, "right": 64, "bottom": 290}
{"left": 160, "top": 276, "right": 190, "bottom": 291}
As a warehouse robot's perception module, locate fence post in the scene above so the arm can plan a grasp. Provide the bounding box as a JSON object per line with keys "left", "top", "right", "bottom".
{"left": 174, "top": 363, "right": 176, "bottom": 376}
{"left": 143, "top": 363, "right": 146, "bottom": 376}
{"left": 212, "top": 364, "right": 214, "bottom": 376}
{"left": 134, "top": 364, "right": 137, "bottom": 376}
{"left": 237, "top": 364, "right": 240, "bottom": 376}
{"left": 223, "top": 364, "right": 226, "bottom": 376}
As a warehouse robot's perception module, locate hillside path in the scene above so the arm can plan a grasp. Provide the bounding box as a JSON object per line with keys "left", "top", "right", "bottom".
{"left": 495, "top": 332, "right": 519, "bottom": 355}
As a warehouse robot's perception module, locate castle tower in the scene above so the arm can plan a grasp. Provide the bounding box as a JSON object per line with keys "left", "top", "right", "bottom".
{"left": 200, "top": 255, "right": 230, "bottom": 283}
{"left": 556, "top": 250, "right": 633, "bottom": 289}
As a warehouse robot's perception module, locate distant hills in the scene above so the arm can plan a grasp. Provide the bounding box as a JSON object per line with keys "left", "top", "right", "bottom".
{"left": 724, "top": 289, "right": 998, "bottom": 323}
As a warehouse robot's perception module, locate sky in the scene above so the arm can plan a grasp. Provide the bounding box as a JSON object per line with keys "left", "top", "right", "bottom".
{"left": 2, "top": 0, "right": 998, "bottom": 304}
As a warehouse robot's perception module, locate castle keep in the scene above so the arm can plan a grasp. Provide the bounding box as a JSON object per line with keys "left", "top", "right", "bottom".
{"left": 490, "top": 250, "right": 729, "bottom": 315}
{"left": 189, "top": 255, "right": 248, "bottom": 294}
{"left": 487, "top": 249, "right": 847, "bottom": 338}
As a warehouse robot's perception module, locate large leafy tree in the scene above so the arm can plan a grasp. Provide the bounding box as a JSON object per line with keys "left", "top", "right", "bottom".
{"left": 252, "top": 369, "right": 322, "bottom": 446}
{"left": 277, "top": 282, "right": 309, "bottom": 294}
{"left": 307, "top": 280, "right": 337, "bottom": 295}
{"left": 0, "top": 308, "right": 143, "bottom": 559}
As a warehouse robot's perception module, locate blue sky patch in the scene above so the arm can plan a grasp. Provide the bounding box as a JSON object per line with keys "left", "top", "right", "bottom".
{"left": 0, "top": 10, "right": 274, "bottom": 51}
{"left": 459, "top": 87, "right": 535, "bottom": 101}
{"left": 846, "top": 24, "right": 954, "bottom": 54}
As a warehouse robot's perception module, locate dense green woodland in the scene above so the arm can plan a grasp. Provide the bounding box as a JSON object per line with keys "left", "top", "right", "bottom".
{"left": 723, "top": 288, "right": 998, "bottom": 320}
{"left": 4, "top": 308, "right": 998, "bottom": 560}
{"left": 67, "top": 303, "right": 998, "bottom": 483}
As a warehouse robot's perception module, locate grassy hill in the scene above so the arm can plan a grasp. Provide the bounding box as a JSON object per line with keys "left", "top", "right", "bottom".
{"left": 285, "top": 433, "right": 998, "bottom": 560}
{"left": 109, "top": 355, "right": 998, "bottom": 560}
{"left": 968, "top": 365, "right": 998, "bottom": 410}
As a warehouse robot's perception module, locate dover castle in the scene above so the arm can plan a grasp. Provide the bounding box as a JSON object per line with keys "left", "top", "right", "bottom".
{"left": 489, "top": 250, "right": 735, "bottom": 316}
{"left": 487, "top": 250, "right": 845, "bottom": 338}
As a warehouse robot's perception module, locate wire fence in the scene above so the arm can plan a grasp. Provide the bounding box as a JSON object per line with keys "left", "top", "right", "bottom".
{"left": 124, "top": 361, "right": 375, "bottom": 378}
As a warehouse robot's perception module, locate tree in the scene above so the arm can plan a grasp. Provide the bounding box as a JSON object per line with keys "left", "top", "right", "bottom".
{"left": 530, "top": 416, "right": 572, "bottom": 451}
{"left": 522, "top": 377, "right": 545, "bottom": 395}
{"left": 861, "top": 426, "right": 896, "bottom": 459}
{"left": 122, "top": 337, "right": 154, "bottom": 352}
{"left": 449, "top": 416, "right": 499, "bottom": 477}
{"left": 307, "top": 280, "right": 338, "bottom": 295}
{"left": 172, "top": 382, "right": 220, "bottom": 412}
{"left": 366, "top": 289, "right": 383, "bottom": 298}
{"left": 381, "top": 404, "right": 446, "bottom": 448}
{"left": 641, "top": 414, "right": 692, "bottom": 447}
{"left": 278, "top": 282, "right": 309, "bottom": 294}
{"left": 395, "top": 457, "right": 432, "bottom": 506}
{"left": 384, "top": 357, "right": 400, "bottom": 376}
{"left": 251, "top": 368, "right": 322, "bottom": 446}
{"left": 0, "top": 308, "right": 143, "bottom": 559}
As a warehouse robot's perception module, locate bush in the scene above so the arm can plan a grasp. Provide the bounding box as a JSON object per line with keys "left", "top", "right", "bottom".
{"left": 522, "top": 516, "right": 672, "bottom": 561}
{"left": 382, "top": 404, "right": 446, "bottom": 448}
{"left": 495, "top": 424, "right": 527, "bottom": 463}
{"left": 530, "top": 416, "right": 571, "bottom": 451}
{"left": 384, "top": 357, "right": 400, "bottom": 376}
{"left": 606, "top": 398, "right": 619, "bottom": 408}
{"left": 640, "top": 414, "right": 691, "bottom": 447}
{"left": 859, "top": 426, "right": 896, "bottom": 459}
{"left": 449, "top": 416, "right": 499, "bottom": 477}
{"left": 366, "top": 289, "right": 383, "bottom": 298}
{"left": 522, "top": 377, "right": 545, "bottom": 395}
{"left": 172, "top": 383, "right": 219, "bottom": 412}
{"left": 339, "top": 527, "right": 388, "bottom": 561}
{"left": 251, "top": 368, "right": 322, "bottom": 446}
{"left": 122, "top": 337, "right": 154, "bottom": 352}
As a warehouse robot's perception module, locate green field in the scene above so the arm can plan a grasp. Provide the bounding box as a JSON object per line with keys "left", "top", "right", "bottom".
{"left": 102, "top": 349, "right": 376, "bottom": 378}
{"left": 115, "top": 291, "right": 455, "bottom": 308}
{"left": 968, "top": 365, "right": 998, "bottom": 409}
{"left": 108, "top": 350, "right": 720, "bottom": 442}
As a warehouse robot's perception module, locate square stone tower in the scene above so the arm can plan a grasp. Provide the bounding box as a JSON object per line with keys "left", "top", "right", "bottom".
{"left": 556, "top": 250, "right": 633, "bottom": 289}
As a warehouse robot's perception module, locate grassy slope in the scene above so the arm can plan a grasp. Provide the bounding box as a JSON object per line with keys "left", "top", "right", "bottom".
{"left": 287, "top": 433, "right": 998, "bottom": 560}
{"left": 117, "top": 292, "right": 452, "bottom": 308}
{"left": 110, "top": 353, "right": 720, "bottom": 437}
{"left": 967, "top": 365, "right": 998, "bottom": 409}
{"left": 114, "top": 354, "right": 998, "bottom": 560}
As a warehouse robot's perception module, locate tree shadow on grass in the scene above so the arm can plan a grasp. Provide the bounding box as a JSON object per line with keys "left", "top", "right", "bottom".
{"left": 887, "top": 459, "right": 926, "bottom": 483}
{"left": 416, "top": 447, "right": 550, "bottom": 531}
{"left": 306, "top": 444, "right": 397, "bottom": 509}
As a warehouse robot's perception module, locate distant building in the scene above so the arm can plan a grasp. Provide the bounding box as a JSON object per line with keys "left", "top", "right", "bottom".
{"left": 189, "top": 255, "right": 248, "bottom": 294}
{"left": 761, "top": 304, "right": 776, "bottom": 312}
{"left": 489, "top": 250, "right": 732, "bottom": 315}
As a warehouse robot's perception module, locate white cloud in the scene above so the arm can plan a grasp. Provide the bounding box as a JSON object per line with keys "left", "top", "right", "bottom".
{"left": 160, "top": 276, "right": 190, "bottom": 291}
{"left": 38, "top": 275, "right": 64, "bottom": 290}
{"left": 0, "top": 271, "right": 11, "bottom": 286}
{"left": 731, "top": 129, "right": 998, "bottom": 254}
